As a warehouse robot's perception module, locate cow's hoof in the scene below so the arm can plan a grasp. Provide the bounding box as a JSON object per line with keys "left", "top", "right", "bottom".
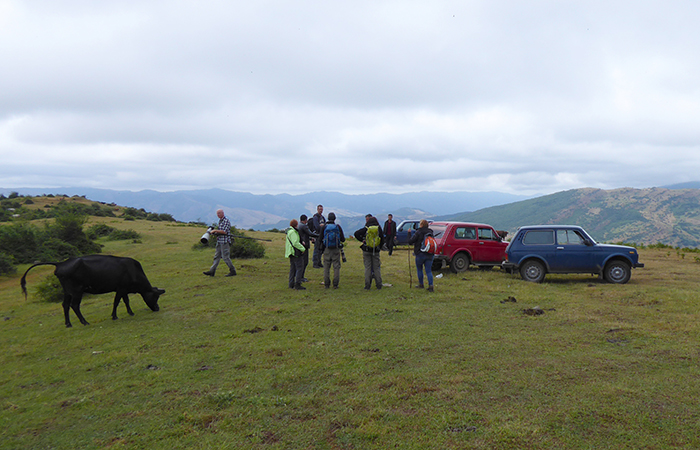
{"left": 66, "top": 323, "right": 72, "bottom": 328}
{"left": 112, "top": 316, "right": 118, "bottom": 320}
{"left": 128, "top": 312, "right": 135, "bottom": 316}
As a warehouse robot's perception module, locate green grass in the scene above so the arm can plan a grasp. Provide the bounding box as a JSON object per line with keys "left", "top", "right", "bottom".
{"left": 2, "top": 217, "right": 700, "bottom": 449}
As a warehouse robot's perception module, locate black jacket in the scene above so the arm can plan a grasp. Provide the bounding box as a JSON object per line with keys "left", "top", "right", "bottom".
{"left": 298, "top": 222, "right": 318, "bottom": 249}
{"left": 383, "top": 219, "right": 397, "bottom": 238}
{"left": 408, "top": 226, "right": 434, "bottom": 254}
{"left": 354, "top": 217, "right": 384, "bottom": 252}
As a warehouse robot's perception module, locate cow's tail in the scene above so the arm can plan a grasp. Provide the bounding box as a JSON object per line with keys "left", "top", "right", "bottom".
{"left": 20, "top": 262, "right": 58, "bottom": 300}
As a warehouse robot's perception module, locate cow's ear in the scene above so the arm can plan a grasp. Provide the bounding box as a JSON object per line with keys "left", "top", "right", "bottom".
{"left": 154, "top": 288, "right": 165, "bottom": 295}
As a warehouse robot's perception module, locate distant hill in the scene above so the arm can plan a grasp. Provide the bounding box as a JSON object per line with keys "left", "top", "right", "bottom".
{"left": 443, "top": 187, "right": 700, "bottom": 247}
{"left": 1, "top": 188, "right": 532, "bottom": 231}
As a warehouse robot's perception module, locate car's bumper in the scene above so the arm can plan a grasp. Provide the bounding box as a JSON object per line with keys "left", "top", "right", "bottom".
{"left": 501, "top": 261, "right": 518, "bottom": 271}
{"left": 634, "top": 262, "right": 644, "bottom": 268}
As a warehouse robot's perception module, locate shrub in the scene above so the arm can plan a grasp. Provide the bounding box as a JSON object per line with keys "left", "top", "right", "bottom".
{"left": 230, "top": 238, "right": 266, "bottom": 259}
{"left": 192, "top": 227, "right": 266, "bottom": 259}
{"left": 34, "top": 275, "right": 64, "bottom": 303}
{"left": 86, "top": 224, "right": 115, "bottom": 239}
{"left": 107, "top": 229, "right": 141, "bottom": 241}
{"left": 0, "top": 252, "right": 16, "bottom": 275}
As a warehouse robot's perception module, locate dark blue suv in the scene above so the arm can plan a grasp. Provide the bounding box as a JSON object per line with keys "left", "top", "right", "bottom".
{"left": 502, "top": 225, "right": 644, "bottom": 284}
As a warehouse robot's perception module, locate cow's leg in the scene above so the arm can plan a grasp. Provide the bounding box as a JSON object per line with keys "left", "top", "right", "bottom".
{"left": 123, "top": 293, "right": 135, "bottom": 316}
{"left": 70, "top": 294, "right": 89, "bottom": 326}
{"left": 62, "top": 293, "right": 73, "bottom": 328}
{"left": 112, "top": 292, "right": 122, "bottom": 320}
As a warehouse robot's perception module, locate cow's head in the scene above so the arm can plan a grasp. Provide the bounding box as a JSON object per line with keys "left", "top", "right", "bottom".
{"left": 142, "top": 287, "right": 165, "bottom": 311}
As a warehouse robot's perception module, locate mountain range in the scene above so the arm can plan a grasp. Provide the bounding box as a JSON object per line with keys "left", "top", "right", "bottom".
{"left": 4, "top": 185, "right": 700, "bottom": 247}
{"left": 1, "top": 187, "right": 532, "bottom": 233}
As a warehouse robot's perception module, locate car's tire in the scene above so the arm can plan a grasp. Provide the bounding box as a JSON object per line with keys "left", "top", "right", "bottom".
{"left": 450, "top": 253, "right": 470, "bottom": 273}
{"left": 520, "top": 260, "right": 546, "bottom": 283}
{"left": 604, "top": 260, "right": 631, "bottom": 284}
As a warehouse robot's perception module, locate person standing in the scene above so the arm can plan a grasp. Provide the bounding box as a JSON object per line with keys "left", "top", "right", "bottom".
{"left": 203, "top": 209, "right": 237, "bottom": 277}
{"left": 408, "top": 219, "right": 435, "bottom": 292}
{"left": 285, "top": 219, "right": 307, "bottom": 290}
{"left": 312, "top": 205, "right": 326, "bottom": 268}
{"left": 298, "top": 214, "right": 318, "bottom": 282}
{"left": 320, "top": 212, "right": 345, "bottom": 289}
{"left": 354, "top": 216, "right": 384, "bottom": 289}
{"left": 383, "top": 214, "right": 397, "bottom": 255}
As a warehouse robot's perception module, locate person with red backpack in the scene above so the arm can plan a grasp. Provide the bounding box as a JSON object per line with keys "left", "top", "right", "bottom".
{"left": 354, "top": 216, "right": 385, "bottom": 290}
{"left": 408, "top": 219, "right": 436, "bottom": 292}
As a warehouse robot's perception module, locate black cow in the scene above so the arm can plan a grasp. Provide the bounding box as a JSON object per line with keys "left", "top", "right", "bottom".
{"left": 21, "top": 255, "right": 165, "bottom": 328}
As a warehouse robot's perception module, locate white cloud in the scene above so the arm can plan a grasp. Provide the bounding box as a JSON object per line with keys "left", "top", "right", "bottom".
{"left": 2, "top": 0, "right": 700, "bottom": 195}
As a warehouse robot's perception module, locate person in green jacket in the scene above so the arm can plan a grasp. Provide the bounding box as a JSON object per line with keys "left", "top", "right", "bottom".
{"left": 285, "top": 219, "right": 307, "bottom": 290}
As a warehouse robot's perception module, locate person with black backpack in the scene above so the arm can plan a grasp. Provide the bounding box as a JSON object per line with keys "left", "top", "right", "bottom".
{"left": 320, "top": 212, "right": 345, "bottom": 289}
{"left": 354, "top": 216, "right": 384, "bottom": 290}
{"left": 408, "top": 219, "right": 435, "bottom": 292}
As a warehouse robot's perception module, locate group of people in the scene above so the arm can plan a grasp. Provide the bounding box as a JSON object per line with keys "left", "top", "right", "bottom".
{"left": 204, "top": 206, "right": 436, "bottom": 292}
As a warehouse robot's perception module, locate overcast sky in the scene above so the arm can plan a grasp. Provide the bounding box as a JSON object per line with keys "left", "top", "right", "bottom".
{"left": 1, "top": 1, "right": 699, "bottom": 196}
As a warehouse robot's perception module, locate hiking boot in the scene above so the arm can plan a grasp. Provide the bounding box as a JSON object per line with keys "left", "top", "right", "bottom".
{"left": 225, "top": 270, "right": 237, "bottom": 277}
{"left": 294, "top": 283, "right": 306, "bottom": 290}
{"left": 427, "top": 286, "right": 434, "bottom": 292}
{"left": 414, "top": 284, "right": 424, "bottom": 289}
{"left": 203, "top": 271, "right": 215, "bottom": 277}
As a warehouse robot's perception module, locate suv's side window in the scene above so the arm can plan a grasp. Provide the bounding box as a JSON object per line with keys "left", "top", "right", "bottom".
{"left": 398, "top": 222, "right": 415, "bottom": 232}
{"left": 522, "top": 230, "right": 555, "bottom": 245}
{"left": 556, "top": 229, "right": 584, "bottom": 245}
{"left": 478, "top": 228, "right": 496, "bottom": 240}
{"left": 454, "top": 227, "right": 476, "bottom": 239}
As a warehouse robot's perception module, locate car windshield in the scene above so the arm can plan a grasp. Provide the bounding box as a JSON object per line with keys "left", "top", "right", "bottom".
{"left": 430, "top": 225, "right": 446, "bottom": 240}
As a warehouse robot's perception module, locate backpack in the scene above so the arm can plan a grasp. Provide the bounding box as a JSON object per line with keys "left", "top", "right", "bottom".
{"left": 420, "top": 234, "right": 438, "bottom": 254}
{"left": 323, "top": 223, "right": 340, "bottom": 249}
{"left": 365, "top": 225, "right": 381, "bottom": 249}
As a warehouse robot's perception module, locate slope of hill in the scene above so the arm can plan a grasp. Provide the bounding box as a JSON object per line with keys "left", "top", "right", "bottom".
{"left": 444, "top": 187, "right": 700, "bottom": 247}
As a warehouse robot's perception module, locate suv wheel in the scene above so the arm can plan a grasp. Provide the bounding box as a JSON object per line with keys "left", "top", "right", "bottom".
{"left": 604, "top": 260, "right": 631, "bottom": 284}
{"left": 520, "top": 260, "right": 545, "bottom": 283}
{"left": 450, "top": 253, "right": 470, "bottom": 273}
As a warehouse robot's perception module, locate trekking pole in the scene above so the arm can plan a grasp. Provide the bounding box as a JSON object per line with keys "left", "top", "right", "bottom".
{"left": 408, "top": 246, "right": 412, "bottom": 288}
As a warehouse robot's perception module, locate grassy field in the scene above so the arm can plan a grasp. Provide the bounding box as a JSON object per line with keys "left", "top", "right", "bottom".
{"left": 2, "top": 216, "right": 700, "bottom": 449}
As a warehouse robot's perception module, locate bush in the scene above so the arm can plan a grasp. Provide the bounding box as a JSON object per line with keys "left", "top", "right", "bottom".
{"left": 47, "top": 214, "right": 102, "bottom": 255}
{"left": 0, "top": 252, "right": 16, "bottom": 275}
{"left": 86, "top": 224, "right": 115, "bottom": 239}
{"left": 34, "top": 275, "right": 64, "bottom": 303}
{"left": 192, "top": 227, "right": 266, "bottom": 259}
{"left": 107, "top": 229, "right": 141, "bottom": 241}
{"left": 0, "top": 222, "right": 41, "bottom": 264}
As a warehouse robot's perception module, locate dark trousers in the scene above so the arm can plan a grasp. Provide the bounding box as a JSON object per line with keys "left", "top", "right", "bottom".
{"left": 288, "top": 255, "right": 304, "bottom": 288}
{"left": 386, "top": 235, "right": 395, "bottom": 255}
{"left": 363, "top": 251, "right": 382, "bottom": 288}
{"left": 301, "top": 247, "right": 309, "bottom": 279}
{"left": 312, "top": 241, "right": 323, "bottom": 268}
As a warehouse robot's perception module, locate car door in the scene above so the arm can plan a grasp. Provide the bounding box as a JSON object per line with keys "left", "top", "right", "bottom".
{"left": 396, "top": 221, "right": 419, "bottom": 245}
{"left": 517, "top": 229, "right": 557, "bottom": 268}
{"left": 552, "top": 228, "right": 595, "bottom": 272}
{"left": 475, "top": 227, "right": 506, "bottom": 263}
{"left": 444, "top": 225, "right": 476, "bottom": 259}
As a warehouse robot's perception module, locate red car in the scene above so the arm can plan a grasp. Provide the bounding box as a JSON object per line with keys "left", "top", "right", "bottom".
{"left": 427, "top": 221, "right": 508, "bottom": 272}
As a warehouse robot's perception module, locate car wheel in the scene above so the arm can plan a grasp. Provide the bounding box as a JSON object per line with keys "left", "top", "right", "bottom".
{"left": 604, "top": 260, "right": 631, "bottom": 284}
{"left": 450, "top": 253, "right": 470, "bottom": 273}
{"left": 520, "top": 260, "right": 545, "bottom": 283}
